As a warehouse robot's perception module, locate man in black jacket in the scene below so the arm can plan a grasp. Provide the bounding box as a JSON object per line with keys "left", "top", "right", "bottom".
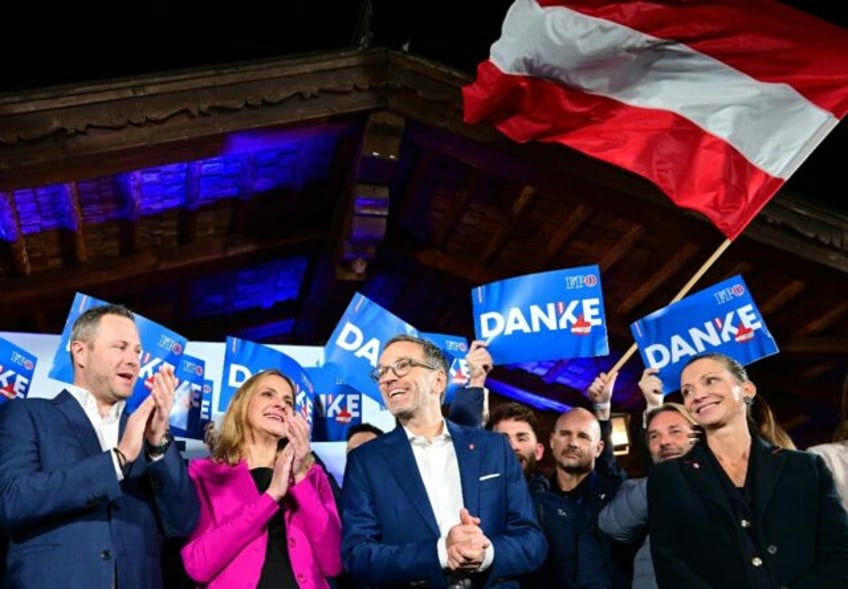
{"left": 483, "top": 370, "right": 630, "bottom": 589}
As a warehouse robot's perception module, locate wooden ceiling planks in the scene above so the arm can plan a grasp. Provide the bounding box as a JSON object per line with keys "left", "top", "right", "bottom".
{"left": 0, "top": 47, "right": 845, "bottom": 445}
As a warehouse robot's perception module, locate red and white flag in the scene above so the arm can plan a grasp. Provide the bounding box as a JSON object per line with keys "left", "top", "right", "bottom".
{"left": 462, "top": 0, "right": 848, "bottom": 240}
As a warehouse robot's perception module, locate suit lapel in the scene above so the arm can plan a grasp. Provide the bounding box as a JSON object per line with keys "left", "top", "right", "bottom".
{"left": 751, "top": 437, "right": 786, "bottom": 526}
{"left": 450, "top": 421, "right": 481, "bottom": 516}
{"left": 381, "top": 427, "right": 440, "bottom": 536}
{"left": 680, "top": 443, "right": 736, "bottom": 522}
{"left": 53, "top": 390, "right": 103, "bottom": 456}
{"left": 119, "top": 409, "right": 128, "bottom": 437}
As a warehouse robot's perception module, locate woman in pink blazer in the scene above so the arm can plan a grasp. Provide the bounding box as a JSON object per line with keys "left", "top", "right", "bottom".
{"left": 181, "top": 369, "right": 342, "bottom": 589}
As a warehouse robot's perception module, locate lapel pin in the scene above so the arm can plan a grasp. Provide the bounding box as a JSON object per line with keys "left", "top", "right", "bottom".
{"left": 469, "top": 444, "right": 475, "bottom": 451}
{"left": 693, "top": 462, "right": 700, "bottom": 469}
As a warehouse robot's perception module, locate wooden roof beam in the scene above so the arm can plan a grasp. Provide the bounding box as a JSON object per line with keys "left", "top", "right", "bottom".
{"left": 433, "top": 167, "right": 481, "bottom": 248}
{"left": 293, "top": 125, "right": 363, "bottom": 341}
{"left": 793, "top": 299, "right": 848, "bottom": 337}
{"left": 0, "top": 49, "right": 389, "bottom": 191}
{"left": 230, "top": 153, "right": 257, "bottom": 234}
{"left": 535, "top": 204, "right": 593, "bottom": 270}
{"left": 758, "top": 279, "right": 806, "bottom": 316}
{"left": 481, "top": 185, "right": 537, "bottom": 264}
{"left": 62, "top": 182, "right": 88, "bottom": 264}
{"left": 782, "top": 336, "right": 848, "bottom": 355}
{"left": 0, "top": 231, "right": 324, "bottom": 311}
{"left": 393, "top": 149, "right": 435, "bottom": 230}
{"left": 599, "top": 225, "right": 644, "bottom": 272}
{"left": 0, "top": 191, "right": 30, "bottom": 275}
{"left": 180, "top": 161, "right": 202, "bottom": 244}
{"left": 415, "top": 248, "right": 501, "bottom": 286}
{"left": 720, "top": 261, "right": 752, "bottom": 281}
{"left": 616, "top": 242, "right": 701, "bottom": 316}
{"left": 119, "top": 171, "right": 142, "bottom": 255}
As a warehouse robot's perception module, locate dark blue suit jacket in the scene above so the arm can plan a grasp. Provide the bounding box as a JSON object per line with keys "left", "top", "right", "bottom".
{"left": 0, "top": 391, "right": 199, "bottom": 589}
{"left": 341, "top": 420, "right": 547, "bottom": 588}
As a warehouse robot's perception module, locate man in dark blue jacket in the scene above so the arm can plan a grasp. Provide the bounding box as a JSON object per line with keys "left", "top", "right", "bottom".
{"left": 486, "top": 401, "right": 610, "bottom": 588}
{"left": 0, "top": 303, "right": 199, "bottom": 589}
{"left": 342, "top": 334, "right": 547, "bottom": 588}
{"left": 485, "top": 370, "right": 630, "bottom": 589}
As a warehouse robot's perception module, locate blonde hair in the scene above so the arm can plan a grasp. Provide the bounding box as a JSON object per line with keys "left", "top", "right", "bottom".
{"left": 212, "top": 369, "right": 296, "bottom": 465}
{"left": 752, "top": 395, "right": 796, "bottom": 450}
{"left": 645, "top": 402, "right": 699, "bottom": 434}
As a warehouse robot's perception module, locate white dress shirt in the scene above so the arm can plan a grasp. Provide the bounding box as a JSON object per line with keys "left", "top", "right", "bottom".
{"left": 404, "top": 419, "right": 494, "bottom": 571}
{"left": 67, "top": 385, "right": 126, "bottom": 481}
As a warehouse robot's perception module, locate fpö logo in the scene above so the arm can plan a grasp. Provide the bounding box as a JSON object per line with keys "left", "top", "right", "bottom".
{"left": 158, "top": 334, "right": 183, "bottom": 355}
{"left": 10, "top": 351, "right": 34, "bottom": 371}
{"left": 445, "top": 340, "right": 468, "bottom": 353}
{"left": 713, "top": 282, "right": 746, "bottom": 305}
{"left": 564, "top": 273, "right": 598, "bottom": 290}
{"left": 181, "top": 359, "right": 204, "bottom": 377}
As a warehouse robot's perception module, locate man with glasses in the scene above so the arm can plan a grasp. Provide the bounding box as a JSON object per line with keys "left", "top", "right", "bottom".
{"left": 341, "top": 334, "right": 547, "bottom": 588}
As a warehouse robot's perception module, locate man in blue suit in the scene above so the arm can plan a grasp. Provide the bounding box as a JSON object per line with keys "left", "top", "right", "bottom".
{"left": 342, "top": 334, "right": 547, "bottom": 588}
{"left": 0, "top": 303, "right": 199, "bottom": 589}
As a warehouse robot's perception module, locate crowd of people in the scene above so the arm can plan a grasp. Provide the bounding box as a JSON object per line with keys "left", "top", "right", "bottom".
{"left": 0, "top": 303, "right": 846, "bottom": 588}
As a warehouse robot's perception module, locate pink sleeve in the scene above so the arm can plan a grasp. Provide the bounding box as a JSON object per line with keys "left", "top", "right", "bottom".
{"left": 287, "top": 463, "right": 343, "bottom": 577}
{"left": 180, "top": 461, "right": 279, "bottom": 583}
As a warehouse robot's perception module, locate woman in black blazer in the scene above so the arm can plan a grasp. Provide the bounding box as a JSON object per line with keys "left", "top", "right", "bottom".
{"left": 647, "top": 352, "right": 848, "bottom": 588}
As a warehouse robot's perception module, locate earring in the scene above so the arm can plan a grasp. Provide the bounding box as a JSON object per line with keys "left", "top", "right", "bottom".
{"left": 743, "top": 396, "right": 753, "bottom": 407}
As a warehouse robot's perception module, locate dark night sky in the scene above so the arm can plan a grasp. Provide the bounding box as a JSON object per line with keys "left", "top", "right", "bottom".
{"left": 2, "top": 0, "right": 844, "bottom": 213}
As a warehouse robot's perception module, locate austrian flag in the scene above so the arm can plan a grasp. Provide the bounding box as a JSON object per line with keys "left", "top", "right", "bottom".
{"left": 462, "top": 0, "right": 848, "bottom": 240}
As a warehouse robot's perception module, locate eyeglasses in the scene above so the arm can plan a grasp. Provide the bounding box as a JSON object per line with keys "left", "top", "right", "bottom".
{"left": 369, "top": 357, "right": 439, "bottom": 382}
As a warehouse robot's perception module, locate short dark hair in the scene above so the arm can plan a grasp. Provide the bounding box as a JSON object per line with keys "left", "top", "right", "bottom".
{"left": 346, "top": 422, "right": 385, "bottom": 441}
{"left": 485, "top": 402, "right": 540, "bottom": 440}
{"left": 382, "top": 334, "right": 450, "bottom": 401}
{"left": 382, "top": 334, "right": 449, "bottom": 374}
{"left": 69, "top": 303, "right": 136, "bottom": 365}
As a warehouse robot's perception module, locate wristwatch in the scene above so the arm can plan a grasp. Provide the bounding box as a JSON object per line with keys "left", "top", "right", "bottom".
{"left": 146, "top": 430, "right": 174, "bottom": 458}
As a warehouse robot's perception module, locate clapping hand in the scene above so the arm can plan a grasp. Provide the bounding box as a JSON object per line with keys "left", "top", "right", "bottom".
{"left": 446, "top": 508, "right": 490, "bottom": 571}
{"left": 283, "top": 407, "right": 313, "bottom": 483}
{"left": 267, "top": 444, "right": 296, "bottom": 501}
{"left": 146, "top": 364, "right": 177, "bottom": 446}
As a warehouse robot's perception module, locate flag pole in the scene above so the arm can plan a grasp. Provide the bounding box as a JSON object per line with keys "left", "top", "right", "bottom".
{"left": 609, "top": 237, "right": 733, "bottom": 375}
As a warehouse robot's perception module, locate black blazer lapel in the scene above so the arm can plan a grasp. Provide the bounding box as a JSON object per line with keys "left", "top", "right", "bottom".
{"left": 380, "top": 427, "right": 441, "bottom": 537}
{"left": 751, "top": 436, "right": 787, "bottom": 527}
{"left": 680, "top": 443, "right": 736, "bottom": 522}
{"left": 53, "top": 390, "right": 103, "bottom": 457}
